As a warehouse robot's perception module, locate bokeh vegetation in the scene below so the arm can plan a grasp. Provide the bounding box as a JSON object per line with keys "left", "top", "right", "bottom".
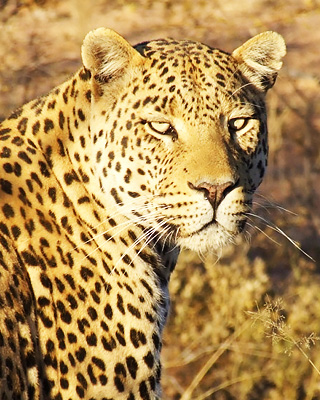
{"left": 1, "top": 0, "right": 319, "bottom": 398}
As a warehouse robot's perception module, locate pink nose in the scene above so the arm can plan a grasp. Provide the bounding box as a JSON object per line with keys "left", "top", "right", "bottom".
{"left": 189, "top": 181, "right": 235, "bottom": 210}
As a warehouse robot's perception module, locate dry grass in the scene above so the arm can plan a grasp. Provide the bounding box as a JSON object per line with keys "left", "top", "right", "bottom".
{"left": 1, "top": 0, "right": 320, "bottom": 398}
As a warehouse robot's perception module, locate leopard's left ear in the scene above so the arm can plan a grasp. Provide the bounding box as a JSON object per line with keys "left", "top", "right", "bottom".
{"left": 232, "top": 31, "right": 286, "bottom": 91}
{"left": 82, "top": 28, "right": 144, "bottom": 87}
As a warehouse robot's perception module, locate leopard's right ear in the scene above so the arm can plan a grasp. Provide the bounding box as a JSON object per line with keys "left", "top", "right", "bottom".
{"left": 82, "top": 28, "right": 144, "bottom": 86}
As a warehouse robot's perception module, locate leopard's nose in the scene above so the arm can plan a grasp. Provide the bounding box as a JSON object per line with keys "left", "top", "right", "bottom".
{"left": 188, "top": 181, "right": 236, "bottom": 210}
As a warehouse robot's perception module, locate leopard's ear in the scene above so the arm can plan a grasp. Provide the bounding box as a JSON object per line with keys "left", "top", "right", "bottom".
{"left": 82, "top": 28, "right": 143, "bottom": 86}
{"left": 232, "top": 31, "right": 286, "bottom": 91}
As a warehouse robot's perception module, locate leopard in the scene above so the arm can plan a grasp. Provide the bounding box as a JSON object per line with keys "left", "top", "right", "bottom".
{"left": 0, "top": 27, "right": 285, "bottom": 399}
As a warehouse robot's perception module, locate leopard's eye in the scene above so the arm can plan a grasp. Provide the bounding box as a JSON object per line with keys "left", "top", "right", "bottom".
{"left": 148, "top": 121, "right": 171, "bottom": 134}
{"left": 144, "top": 120, "right": 178, "bottom": 142}
{"left": 228, "top": 118, "right": 249, "bottom": 132}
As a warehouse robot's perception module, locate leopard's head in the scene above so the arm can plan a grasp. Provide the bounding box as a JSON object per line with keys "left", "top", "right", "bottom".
{"left": 81, "top": 28, "right": 285, "bottom": 252}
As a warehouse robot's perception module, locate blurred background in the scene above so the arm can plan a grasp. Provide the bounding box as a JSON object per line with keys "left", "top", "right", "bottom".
{"left": 1, "top": 0, "right": 320, "bottom": 398}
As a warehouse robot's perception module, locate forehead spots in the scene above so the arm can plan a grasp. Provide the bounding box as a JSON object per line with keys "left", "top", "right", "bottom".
{"left": 128, "top": 39, "right": 245, "bottom": 121}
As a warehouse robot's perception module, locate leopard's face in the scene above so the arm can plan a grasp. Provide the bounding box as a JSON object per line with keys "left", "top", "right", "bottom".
{"left": 87, "top": 38, "right": 271, "bottom": 252}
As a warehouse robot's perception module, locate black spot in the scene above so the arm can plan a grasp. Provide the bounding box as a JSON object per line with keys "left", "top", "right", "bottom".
{"left": 87, "top": 364, "right": 97, "bottom": 384}
{"left": 54, "top": 278, "right": 65, "bottom": 293}
{"left": 114, "top": 376, "right": 125, "bottom": 393}
{"left": 64, "top": 274, "right": 76, "bottom": 289}
{"left": 44, "top": 119, "right": 54, "bottom": 133}
{"left": 47, "top": 100, "right": 56, "bottom": 109}
{"left": 56, "top": 301, "right": 72, "bottom": 324}
{"left": 104, "top": 304, "right": 113, "bottom": 320}
{"left": 78, "top": 109, "right": 86, "bottom": 121}
{"left": 127, "top": 304, "right": 141, "bottom": 319}
{"left": 78, "top": 196, "right": 90, "bottom": 205}
{"left": 59, "top": 361, "right": 69, "bottom": 375}
{"left": 110, "top": 188, "right": 122, "bottom": 204}
{"left": 128, "top": 230, "right": 137, "bottom": 242}
{"left": 56, "top": 327, "right": 66, "bottom": 350}
{"left": 31, "top": 172, "right": 42, "bottom": 188}
{"left": 85, "top": 90, "right": 92, "bottom": 102}
{"left": 115, "top": 161, "right": 121, "bottom": 172}
{"left": 108, "top": 218, "right": 117, "bottom": 227}
{"left": 79, "top": 68, "right": 91, "bottom": 81}
{"left": 48, "top": 187, "right": 57, "bottom": 203}
{"left": 21, "top": 251, "right": 38, "bottom": 266}
{"left": 12, "top": 136, "right": 24, "bottom": 146}
{"left": 99, "top": 374, "right": 108, "bottom": 385}
{"left": 133, "top": 100, "right": 140, "bottom": 109}
{"left": 68, "top": 333, "right": 77, "bottom": 344}
{"left": 86, "top": 332, "right": 97, "bottom": 346}
{"left": 38, "top": 310, "right": 53, "bottom": 328}
{"left": 152, "top": 332, "right": 160, "bottom": 351}
{"left": 216, "top": 73, "right": 225, "bottom": 81}
{"left": 75, "top": 347, "right": 86, "bottom": 362}
{"left": 68, "top": 353, "right": 76, "bottom": 367}
{"left": 143, "top": 96, "right": 152, "bottom": 106}
{"left": 77, "top": 372, "right": 88, "bottom": 389}
{"left": 128, "top": 191, "right": 140, "bottom": 198}
{"left": 117, "top": 294, "right": 125, "bottom": 314}
{"left": 124, "top": 283, "right": 134, "bottom": 294}
{"left": 124, "top": 168, "right": 132, "bottom": 184}
{"left": 2, "top": 204, "right": 14, "bottom": 218}
{"left": 80, "top": 266, "right": 94, "bottom": 282}
{"left": 39, "top": 160, "right": 51, "bottom": 177}
{"left": 87, "top": 306, "right": 98, "bottom": 320}
{"left": 140, "top": 279, "right": 153, "bottom": 296}
{"left": 38, "top": 296, "right": 50, "bottom": 307}
{"left": 8, "top": 108, "right": 23, "bottom": 120}
{"left": 17, "top": 117, "right": 28, "bottom": 135}
{"left": 143, "top": 351, "right": 154, "bottom": 369}
{"left": 63, "top": 87, "right": 69, "bottom": 104}
{"left": 116, "top": 331, "right": 126, "bottom": 346}
{"left": 145, "top": 312, "right": 154, "bottom": 323}
{"left": 25, "top": 219, "right": 35, "bottom": 236}
{"left": 115, "top": 362, "right": 127, "bottom": 377}
{"left": 149, "top": 375, "right": 156, "bottom": 391}
{"left": 139, "top": 381, "right": 150, "bottom": 400}
{"left": 67, "top": 294, "right": 78, "bottom": 309}
{"left": 126, "top": 356, "right": 138, "bottom": 379}
{"left": 92, "top": 356, "right": 105, "bottom": 371}
{"left": 64, "top": 170, "right": 80, "bottom": 185}
{"left": 130, "top": 329, "right": 147, "bottom": 349}
{"left": 59, "top": 111, "right": 65, "bottom": 129}
{"left": 60, "top": 378, "right": 69, "bottom": 389}
{"left": 11, "top": 225, "right": 21, "bottom": 239}
{"left": 101, "top": 321, "right": 109, "bottom": 332}
{"left": 90, "top": 290, "right": 100, "bottom": 304}
{"left": 0, "top": 179, "right": 12, "bottom": 195}
{"left": 30, "top": 122, "right": 40, "bottom": 138}
{"left": 76, "top": 386, "right": 85, "bottom": 398}
{"left": 0, "top": 147, "right": 11, "bottom": 158}
{"left": 4, "top": 318, "right": 14, "bottom": 331}
{"left": 101, "top": 335, "right": 117, "bottom": 351}
{"left": 166, "top": 75, "right": 175, "bottom": 83}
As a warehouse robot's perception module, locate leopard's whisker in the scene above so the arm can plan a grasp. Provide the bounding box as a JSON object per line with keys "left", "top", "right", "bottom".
{"left": 247, "top": 212, "right": 315, "bottom": 262}
{"left": 246, "top": 220, "right": 281, "bottom": 246}
{"left": 111, "top": 217, "right": 175, "bottom": 274}
{"left": 76, "top": 202, "right": 171, "bottom": 251}
{"left": 253, "top": 194, "right": 298, "bottom": 216}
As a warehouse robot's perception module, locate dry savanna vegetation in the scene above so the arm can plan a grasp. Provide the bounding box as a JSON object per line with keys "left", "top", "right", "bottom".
{"left": 1, "top": 0, "right": 320, "bottom": 398}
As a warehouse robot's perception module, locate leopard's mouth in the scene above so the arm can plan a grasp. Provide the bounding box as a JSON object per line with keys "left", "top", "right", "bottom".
{"left": 186, "top": 214, "right": 248, "bottom": 239}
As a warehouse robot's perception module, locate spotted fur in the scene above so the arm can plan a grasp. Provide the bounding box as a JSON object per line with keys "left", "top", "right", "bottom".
{"left": 0, "top": 28, "right": 285, "bottom": 399}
